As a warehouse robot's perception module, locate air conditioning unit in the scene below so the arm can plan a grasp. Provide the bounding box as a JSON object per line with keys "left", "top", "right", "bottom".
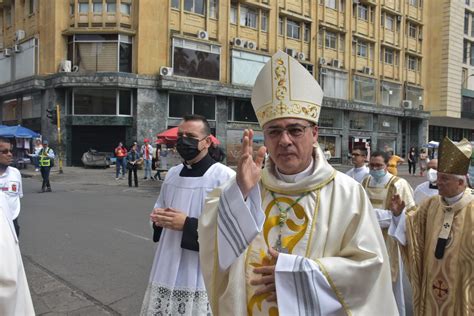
{"left": 59, "top": 60, "right": 72, "bottom": 72}
{"left": 233, "top": 37, "right": 246, "bottom": 48}
{"left": 402, "top": 100, "right": 413, "bottom": 109}
{"left": 320, "top": 67, "right": 328, "bottom": 75}
{"left": 397, "top": 15, "right": 402, "bottom": 22}
{"left": 13, "top": 45, "right": 21, "bottom": 53}
{"left": 15, "top": 30, "right": 26, "bottom": 42}
{"left": 318, "top": 57, "right": 326, "bottom": 65}
{"left": 160, "top": 66, "right": 173, "bottom": 76}
{"left": 4, "top": 48, "right": 11, "bottom": 57}
{"left": 297, "top": 52, "right": 306, "bottom": 61}
{"left": 246, "top": 40, "right": 257, "bottom": 50}
{"left": 197, "top": 30, "right": 209, "bottom": 40}
{"left": 285, "top": 48, "right": 297, "bottom": 58}
{"left": 331, "top": 59, "right": 341, "bottom": 68}
{"left": 362, "top": 66, "right": 372, "bottom": 75}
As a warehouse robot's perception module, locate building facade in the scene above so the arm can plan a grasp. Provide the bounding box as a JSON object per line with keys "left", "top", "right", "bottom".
{"left": 0, "top": 0, "right": 429, "bottom": 165}
{"left": 423, "top": 0, "right": 474, "bottom": 142}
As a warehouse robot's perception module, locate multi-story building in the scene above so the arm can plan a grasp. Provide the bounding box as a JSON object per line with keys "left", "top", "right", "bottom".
{"left": 423, "top": 0, "right": 474, "bottom": 142}
{"left": 0, "top": 0, "right": 429, "bottom": 165}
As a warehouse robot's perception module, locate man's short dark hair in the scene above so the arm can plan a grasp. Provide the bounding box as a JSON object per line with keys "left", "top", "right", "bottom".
{"left": 371, "top": 151, "right": 389, "bottom": 164}
{"left": 0, "top": 137, "right": 11, "bottom": 144}
{"left": 352, "top": 147, "right": 367, "bottom": 157}
{"left": 182, "top": 114, "right": 211, "bottom": 136}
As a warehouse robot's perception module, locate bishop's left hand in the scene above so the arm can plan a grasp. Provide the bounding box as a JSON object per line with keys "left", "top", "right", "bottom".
{"left": 250, "top": 247, "right": 279, "bottom": 302}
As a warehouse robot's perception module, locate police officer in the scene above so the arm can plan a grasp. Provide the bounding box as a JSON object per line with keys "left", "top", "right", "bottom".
{"left": 39, "top": 140, "right": 55, "bottom": 192}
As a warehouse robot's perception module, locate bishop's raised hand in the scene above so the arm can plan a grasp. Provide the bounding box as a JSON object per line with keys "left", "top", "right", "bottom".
{"left": 236, "top": 129, "right": 267, "bottom": 199}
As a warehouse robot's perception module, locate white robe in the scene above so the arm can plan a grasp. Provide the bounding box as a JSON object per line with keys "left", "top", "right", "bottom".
{"left": 199, "top": 146, "right": 398, "bottom": 315}
{"left": 0, "top": 194, "right": 35, "bottom": 316}
{"left": 413, "top": 181, "right": 438, "bottom": 206}
{"left": 141, "top": 163, "right": 235, "bottom": 316}
{"left": 345, "top": 165, "right": 370, "bottom": 183}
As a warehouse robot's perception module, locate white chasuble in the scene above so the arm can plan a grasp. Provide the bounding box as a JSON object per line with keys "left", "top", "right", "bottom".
{"left": 141, "top": 163, "right": 235, "bottom": 316}
{"left": 199, "top": 146, "right": 398, "bottom": 315}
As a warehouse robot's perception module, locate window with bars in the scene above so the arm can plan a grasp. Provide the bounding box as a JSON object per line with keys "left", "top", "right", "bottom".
{"left": 325, "top": 31, "right": 337, "bottom": 49}
{"left": 407, "top": 56, "right": 418, "bottom": 71}
{"left": 240, "top": 6, "right": 258, "bottom": 28}
{"left": 358, "top": 5, "right": 368, "bottom": 21}
{"left": 408, "top": 23, "right": 417, "bottom": 38}
{"left": 287, "top": 19, "right": 301, "bottom": 40}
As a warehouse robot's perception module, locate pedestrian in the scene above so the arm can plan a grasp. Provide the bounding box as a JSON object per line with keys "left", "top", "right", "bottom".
{"left": 199, "top": 51, "right": 397, "bottom": 315}
{"left": 0, "top": 193, "right": 35, "bottom": 316}
{"left": 418, "top": 148, "right": 429, "bottom": 176}
{"left": 345, "top": 146, "right": 370, "bottom": 183}
{"left": 386, "top": 148, "right": 404, "bottom": 176}
{"left": 362, "top": 151, "right": 416, "bottom": 316}
{"left": 0, "top": 137, "right": 23, "bottom": 238}
{"left": 141, "top": 139, "right": 153, "bottom": 180}
{"left": 323, "top": 146, "right": 332, "bottom": 161}
{"left": 390, "top": 137, "right": 473, "bottom": 316}
{"left": 127, "top": 144, "right": 141, "bottom": 187}
{"left": 413, "top": 159, "right": 439, "bottom": 205}
{"left": 114, "top": 142, "right": 127, "bottom": 180}
{"left": 140, "top": 114, "right": 235, "bottom": 315}
{"left": 38, "top": 140, "right": 55, "bottom": 193}
{"left": 152, "top": 144, "right": 162, "bottom": 181}
{"left": 407, "top": 146, "right": 418, "bottom": 175}
{"left": 208, "top": 141, "right": 225, "bottom": 162}
{"left": 29, "top": 139, "right": 42, "bottom": 172}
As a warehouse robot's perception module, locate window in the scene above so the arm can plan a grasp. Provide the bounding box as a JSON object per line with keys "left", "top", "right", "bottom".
{"left": 408, "top": 23, "right": 417, "bottom": 38}
{"left": 73, "top": 89, "right": 132, "bottom": 116}
{"left": 68, "top": 34, "right": 133, "bottom": 73}
{"left": 169, "top": 94, "right": 216, "bottom": 120}
{"left": 79, "top": 2, "right": 89, "bottom": 13}
{"left": 262, "top": 12, "right": 269, "bottom": 32}
{"left": 465, "top": 13, "right": 470, "bottom": 35}
{"left": 349, "top": 112, "right": 373, "bottom": 130}
{"left": 470, "top": 43, "right": 474, "bottom": 66}
{"left": 304, "top": 23, "right": 310, "bottom": 42}
{"left": 231, "top": 50, "right": 270, "bottom": 86}
{"left": 357, "top": 42, "right": 368, "bottom": 57}
{"left": 28, "top": 0, "right": 35, "bottom": 15}
{"left": 319, "top": 109, "right": 343, "bottom": 128}
{"left": 171, "top": 0, "right": 180, "bottom": 9}
{"left": 240, "top": 6, "right": 258, "bottom": 28}
{"left": 287, "top": 20, "right": 301, "bottom": 39}
{"left": 279, "top": 17, "right": 284, "bottom": 35}
{"left": 320, "top": 69, "right": 348, "bottom": 100}
{"left": 471, "top": 13, "right": 474, "bottom": 36}
{"left": 353, "top": 75, "right": 376, "bottom": 104}
{"left": 318, "top": 28, "right": 323, "bottom": 47}
{"left": 5, "top": 7, "right": 12, "bottom": 26}
{"left": 325, "top": 31, "right": 337, "bottom": 49}
{"left": 120, "top": 2, "right": 131, "bottom": 15}
{"left": 93, "top": 1, "right": 103, "bottom": 13}
{"left": 106, "top": 0, "right": 116, "bottom": 13}
{"left": 184, "top": 0, "right": 205, "bottom": 15}
{"left": 467, "top": 0, "right": 471, "bottom": 5}
{"left": 408, "top": 56, "right": 418, "bottom": 71}
{"left": 385, "top": 15, "right": 394, "bottom": 31}
{"left": 464, "top": 40, "right": 469, "bottom": 64}
{"left": 230, "top": 6, "right": 237, "bottom": 24}
{"left": 384, "top": 49, "right": 394, "bottom": 64}
{"left": 380, "top": 81, "right": 402, "bottom": 107}
{"left": 409, "top": 0, "right": 418, "bottom": 6}
{"left": 405, "top": 86, "right": 423, "bottom": 109}
{"left": 209, "top": 0, "right": 218, "bottom": 18}
{"left": 358, "top": 5, "right": 368, "bottom": 21}
{"left": 70, "top": 2, "right": 75, "bottom": 15}
{"left": 302, "top": 63, "right": 314, "bottom": 75}
{"left": 173, "top": 38, "right": 220, "bottom": 81}
{"left": 339, "top": 35, "right": 345, "bottom": 52}
{"left": 228, "top": 99, "right": 258, "bottom": 122}
{"left": 325, "top": 0, "right": 336, "bottom": 9}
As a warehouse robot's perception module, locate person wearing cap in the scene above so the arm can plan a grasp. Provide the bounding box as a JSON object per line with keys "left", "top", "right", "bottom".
{"left": 390, "top": 137, "right": 473, "bottom": 316}
{"left": 199, "top": 51, "right": 397, "bottom": 315}
{"left": 141, "top": 139, "right": 154, "bottom": 181}
{"left": 38, "top": 140, "right": 55, "bottom": 193}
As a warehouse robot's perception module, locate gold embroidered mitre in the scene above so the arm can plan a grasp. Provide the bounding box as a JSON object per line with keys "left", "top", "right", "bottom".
{"left": 438, "top": 137, "right": 472, "bottom": 175}
{"left": 251, "top": 50, "right": 324, "bottom": 127}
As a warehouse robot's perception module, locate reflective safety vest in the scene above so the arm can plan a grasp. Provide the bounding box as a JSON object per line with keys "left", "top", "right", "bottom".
{"left": 39, "top": 148, "right": 53, "bottom": 167}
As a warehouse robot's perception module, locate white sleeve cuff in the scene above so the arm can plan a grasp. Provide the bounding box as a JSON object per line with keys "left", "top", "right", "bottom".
{"left": 388, "top": 210, "right": 407, "bottom": 246}
{"left": 217, "top": 180, "right": 264, "bottom": 270}
{"left": 275, "top": 254, "right": 344, "bottom": 316}
{"left": 374, "top": 208, "right": 393, "bottom": 229}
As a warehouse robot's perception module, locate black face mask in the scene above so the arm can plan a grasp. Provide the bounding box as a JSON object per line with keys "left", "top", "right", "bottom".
{"left": 176, "top": 137, "right": 202, "bottom": 162}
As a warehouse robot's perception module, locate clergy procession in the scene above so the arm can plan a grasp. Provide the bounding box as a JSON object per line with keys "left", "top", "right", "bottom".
{"left": 2, "top": 51, "right": 473, "bottom": 316}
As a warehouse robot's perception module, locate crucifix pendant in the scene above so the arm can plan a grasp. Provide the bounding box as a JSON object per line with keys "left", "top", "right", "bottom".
{"left": 274, "top": 235, "right": 289, "bottom": 254}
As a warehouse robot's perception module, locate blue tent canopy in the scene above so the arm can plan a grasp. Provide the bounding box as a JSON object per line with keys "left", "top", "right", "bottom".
{"left": 0, "top": 125, "right": 40, "bottom": 138}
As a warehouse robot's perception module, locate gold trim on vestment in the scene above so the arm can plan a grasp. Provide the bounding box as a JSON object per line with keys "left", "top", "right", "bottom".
{"left": 305, "top": 190, "right": 320, "bottom": 257}
{"left": 315, "top": 260, "right": 352, "bottom": 316}
{"left": 262, "top": 169, "right": 337, "bottom": 195}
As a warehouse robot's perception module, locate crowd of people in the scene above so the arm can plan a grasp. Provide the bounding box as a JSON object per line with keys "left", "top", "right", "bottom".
{"left": 1, "top": 51, "right": 473, "bottom": 316}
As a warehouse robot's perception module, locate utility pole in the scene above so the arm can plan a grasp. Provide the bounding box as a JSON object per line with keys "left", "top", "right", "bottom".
{"left": 56, "top": 104, "right": 63, "bottom": 174}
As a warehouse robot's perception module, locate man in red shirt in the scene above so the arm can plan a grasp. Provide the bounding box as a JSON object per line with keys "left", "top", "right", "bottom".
{"left": 114, "top": 142, "right": 127, "bottom": 180}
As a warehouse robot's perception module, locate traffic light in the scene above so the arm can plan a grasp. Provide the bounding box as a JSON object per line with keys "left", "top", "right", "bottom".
{"left": 46, "top": 108, "right": 57, "bottom": 125}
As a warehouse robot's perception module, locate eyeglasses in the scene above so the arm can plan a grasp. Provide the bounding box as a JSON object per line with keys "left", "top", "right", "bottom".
{"left": 0, "top": 149, "right": 12, "bottom": 155}
{"left": 264, "top": 124, "right": 314, "bottom": 139}
{"left": 351, "top": 153, "right": 362, "bottom": 157}
{"left": 369, "top": 163, "right": 385, "bottom": 170}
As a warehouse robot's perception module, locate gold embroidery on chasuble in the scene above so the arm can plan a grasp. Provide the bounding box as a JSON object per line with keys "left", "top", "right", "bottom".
{"left": 245, "top": 190, "right": 318, "bottom": 316}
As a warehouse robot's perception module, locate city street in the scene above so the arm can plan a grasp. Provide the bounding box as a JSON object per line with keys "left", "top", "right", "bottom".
{"left": 18, "top": 164, "right": 425, "bottom": 315}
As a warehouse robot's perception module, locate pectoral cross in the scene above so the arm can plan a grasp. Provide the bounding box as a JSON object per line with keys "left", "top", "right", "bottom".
{"left": 275, "top": 235, "right": 289, "bottom": 254}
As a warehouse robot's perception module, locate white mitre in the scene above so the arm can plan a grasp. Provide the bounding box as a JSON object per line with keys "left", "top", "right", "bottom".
{"left": 251, "top": 50, "right": 324, "bottom": 127}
